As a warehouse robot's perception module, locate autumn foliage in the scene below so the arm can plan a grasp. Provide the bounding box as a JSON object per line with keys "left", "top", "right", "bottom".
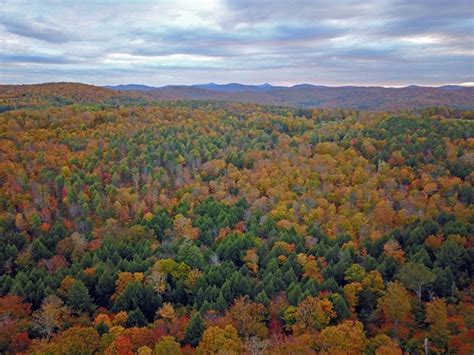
{"left": 0, "top": 86, "right": 472, "bottom": 354}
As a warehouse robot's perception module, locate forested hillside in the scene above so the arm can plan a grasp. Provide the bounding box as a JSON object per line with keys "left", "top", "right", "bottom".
{"left": 0, "top": 91, "right": 473, "bottom": 354}
{"left": 0, "top": 83, "right": 146, "bottom": 112}
{"left": 138, "top": 85, "right": 474, "bottom": 111}
{"left": 2, "top": 82, "right": 474, "bottom": 112}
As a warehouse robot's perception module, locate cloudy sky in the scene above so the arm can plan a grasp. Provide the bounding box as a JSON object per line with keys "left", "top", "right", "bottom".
{"left": 1, "top": 0, "right": 473, "bottom": 86}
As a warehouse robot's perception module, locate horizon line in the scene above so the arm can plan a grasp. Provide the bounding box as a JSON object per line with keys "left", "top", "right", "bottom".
{"left": 2, "top": 81, "right": 474, "bottom": 89}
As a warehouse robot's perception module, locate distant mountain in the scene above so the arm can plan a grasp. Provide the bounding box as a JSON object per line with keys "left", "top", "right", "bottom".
{"left": 2, "top": 82, "right": 473, "bottom": 111}
{"left": 438, "top": 85, "right": 467, "bottom": 91}
{"left": 192, "top": 82, "right": 285, "bottom": 92}
{"left": 105, "top": 82, "right": 285, "bottom": 93}
{"left": 290, "top": 84, "right": 326, "bottom": 89}
{"left": 104, "top": 84, "right": 157, "bottom": 91}
{"left": 141, "top": 84, "right": 474, "bottom": 110}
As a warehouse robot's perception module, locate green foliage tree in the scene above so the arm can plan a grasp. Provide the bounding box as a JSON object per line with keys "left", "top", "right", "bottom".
{"left": 67, "top": 280, "right": 93, "bottom": 313}
{"left": 127, "top": 308, "right": 147, "bottom": 327}
{"left": 184, "top": 312, "right": 204, "bottom": 346}
{"left": 397, "top": 262, "right": 436, "bottom": 300}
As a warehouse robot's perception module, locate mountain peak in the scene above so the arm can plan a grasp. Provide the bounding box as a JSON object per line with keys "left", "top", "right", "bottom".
{"left": 104, "top": 84, "right": 156, "bottom": 91}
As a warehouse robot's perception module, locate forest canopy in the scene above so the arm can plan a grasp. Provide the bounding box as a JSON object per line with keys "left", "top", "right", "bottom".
{"left": 0, "top": 85, "right": 473, "bottom": 354}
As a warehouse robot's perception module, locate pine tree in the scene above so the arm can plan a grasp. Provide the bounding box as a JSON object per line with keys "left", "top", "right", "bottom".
{"left": 96, "top": 272, "right": 115, "bottom": 305}
{"left": 283, "top": 268, "right": 298, "bottom": 286}
{"left": 23, "top": 280, "right": 36, "bottom": 303}
{"left": 32, "top": 239, "right": 52, "bottom": 261}
{"left": 184, "top": 312, "right": 204, "bottom": 347}
{"left": 67, "top": 280, "right": 93, "bottom": 313}
{"left": 255, "top": 290, "right": 270, "bottom": 305}
{"left": 199, "top": 300, "right": 211, "bottom": 314}
{"left": 11, "top": 281, "right": 25, "bottom": 297}
{"left": 96, "top": 320, "right": 109, "bottom": 336}
{"left": 127, "top": 308, "right": 147, "bottom": 327}
{"left": 329, "top": 294, "right": 350, "bottom": 321}
{"left": 215, "top": 293, "right": 227, "bottom": 312}
{"left": 288, "top": 284, "right": 302, "bottom": 306}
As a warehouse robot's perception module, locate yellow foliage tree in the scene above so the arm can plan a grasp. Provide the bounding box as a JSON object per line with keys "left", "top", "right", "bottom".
{"left": 293, "top": 296, "right": 336, "bottom": 334}
{"left": 157, "top": 303, "right": 175, "bottom": 322}
{"left": 153, "top": 336, "right": 182, "bottom": 355}
{"left": 320, "top": 320, "right": 367, "bottom": 355}
{"left": 197, "top": 325, "right": 242, "bottom": 355}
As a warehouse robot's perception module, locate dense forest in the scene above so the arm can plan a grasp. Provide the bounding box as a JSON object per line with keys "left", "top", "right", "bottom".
{"left": 0, "top": 85, "right": 473, "bottom": 354}
{"left": 2, "top": 82, "right": 474, "bottom": 112}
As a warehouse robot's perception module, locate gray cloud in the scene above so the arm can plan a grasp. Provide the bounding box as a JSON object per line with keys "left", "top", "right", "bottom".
{"left": 1, "top": 17, "right": 70, "bottom": 43}
{"left": 0, "top": 0, "right": 472, "bottom": 86}
{"left": 1, "top": 54, "right": 76, "bottom": 64}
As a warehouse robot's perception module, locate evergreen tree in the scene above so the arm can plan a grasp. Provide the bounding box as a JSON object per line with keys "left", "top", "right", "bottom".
{"left": 215, "top": 293, "right": 227, "bottom": 312}
{"left": 184, "top": 312, "right": 204, "bottom": 346}
{"left": 329, "top": 293, "right": 350, "bottom": 321}
{"left": 96, "top": 320, "right": 109, "bottom": 336}
{"left": 67, "top": 280, "right": 93, "bottom": 313}
{"left": 95, "top": 272, "right": 115, "bottom": 305}
{"left": 11, "top": 281, "right": 25, "bottom": 297}
{"left": 32, "top": 239, "right": 52, "bottom": 261}
{"left": 177, "top": 242, "right": 206, "bottom": 269}
{"left": 288, "top": 284, "right": 302, "bottom": 306}
{"left": 113, "top": 282, "right": 161, "bottom": 322}
{"left": 127, "top": 308, "right": 147, "bottom": 327}
{"left": 255, "top": 290, "right": 270, "bottom": 305}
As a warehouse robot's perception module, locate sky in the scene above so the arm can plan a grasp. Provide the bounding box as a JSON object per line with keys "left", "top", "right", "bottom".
{"left": 0, "top": 0, "right": 473, "bottom": 87}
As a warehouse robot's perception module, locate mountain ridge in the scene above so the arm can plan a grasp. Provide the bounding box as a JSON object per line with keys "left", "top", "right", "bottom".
{"left": 138, "top": 83, "right": 474, "bottom": 110}
{"left": 104, "top": 82, "right": 473, "bottom": 92}
{"left": 2, "top": 82, "right": 473, "bottom": 111}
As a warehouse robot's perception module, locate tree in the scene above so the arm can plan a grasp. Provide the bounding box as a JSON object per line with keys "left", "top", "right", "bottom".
{"left": 344, "top": 264, "right": 366, "bottom": 283}
{"left": 255, "top": 290, "right": 270, "bottom": 305}
{"left": 153, "top": 336, "right": 182, "bottom": 355}
{"left": 329, "top": 293, "right": 350, "bottom": 321}
{"left": 96, "top": 320, "right": 109, "bottom": 336}
{"left": 184, "top": 312, "right": 204, "bottom": 347}
{"left": 375, "top": 340, "right": 402, "bottom": 355}
{"left": 113, "top": 282, "right": 162, "bottom": 322}
{"left": 426, "top": 298, "right": 449, "bottom": 350}
{"left": 32, "top": 294, "right": 66, "bottom": 339}
{"left": 397, "top": 262, "right": 436, "bottom": 300}
{"left": 177, "top": 242, "right": 205, "bottom": 269}
{"left": 294, "top": 296, "right": 336, "bottom": 333}
{"left": 32, "top": 238, "right": 52, "bottom": 261}
{"left": 244, "top": 336, "right": 270, "bottom": 355}
{"left": 114, "top": 272, "right": 144, "bottom": 299}
{"left": 127, "top": 308, "right": 147, "bottom": 327}
{"left": 225, "top": 296, "right": 268, "bottom": 338}
{"left": 138, "top": 346, "right": 152, "bottom": 355}
{"left": 146, "top": 269, "right": 167, "bottom": 295}
{"left": 67, "top": 280, "right": 93, "bottom": 313}
{"left": 197, "top": 325, "right": 242, "bottom": 354}
{"left": 8, "top": 332, "right": 31, "bottom": 354}
{"left": 36, "top": 327, "right": 101, "bottom": 355}
{"left": 320, "top": 320, "right": 367, "bottom": 354}
{"left": 366, "top": 334, "right": 398, "bottom": 354}
{"left": 343, "top": 282, "right": 362, "bottom": 313}
{"left": 96, "top": 272, "right": 116, "bottom": 305}
{"left": 0, "top": 295, "right": 31, "bottom": 352}
{"left": 105, "top": 334, "right": 133, "bottom": 355}
{"left": 157, "top": 302, "right": 175, "bottom": 322}
{"left": 373, "top": 200, "right": 395, "bottom": 231}
{"left": 377, "top": 281, "right": 412, "bottom": 339}
{"left": 383, "top": 240, "right": 405, "bottom": 264}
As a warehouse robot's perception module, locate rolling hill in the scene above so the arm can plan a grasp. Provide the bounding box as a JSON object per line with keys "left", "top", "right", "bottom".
{"left": 137, "top": 84, "right": 474, "bottom": 110}
{"left": 1, "top": 82, "right": 473, "bottom": 111}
